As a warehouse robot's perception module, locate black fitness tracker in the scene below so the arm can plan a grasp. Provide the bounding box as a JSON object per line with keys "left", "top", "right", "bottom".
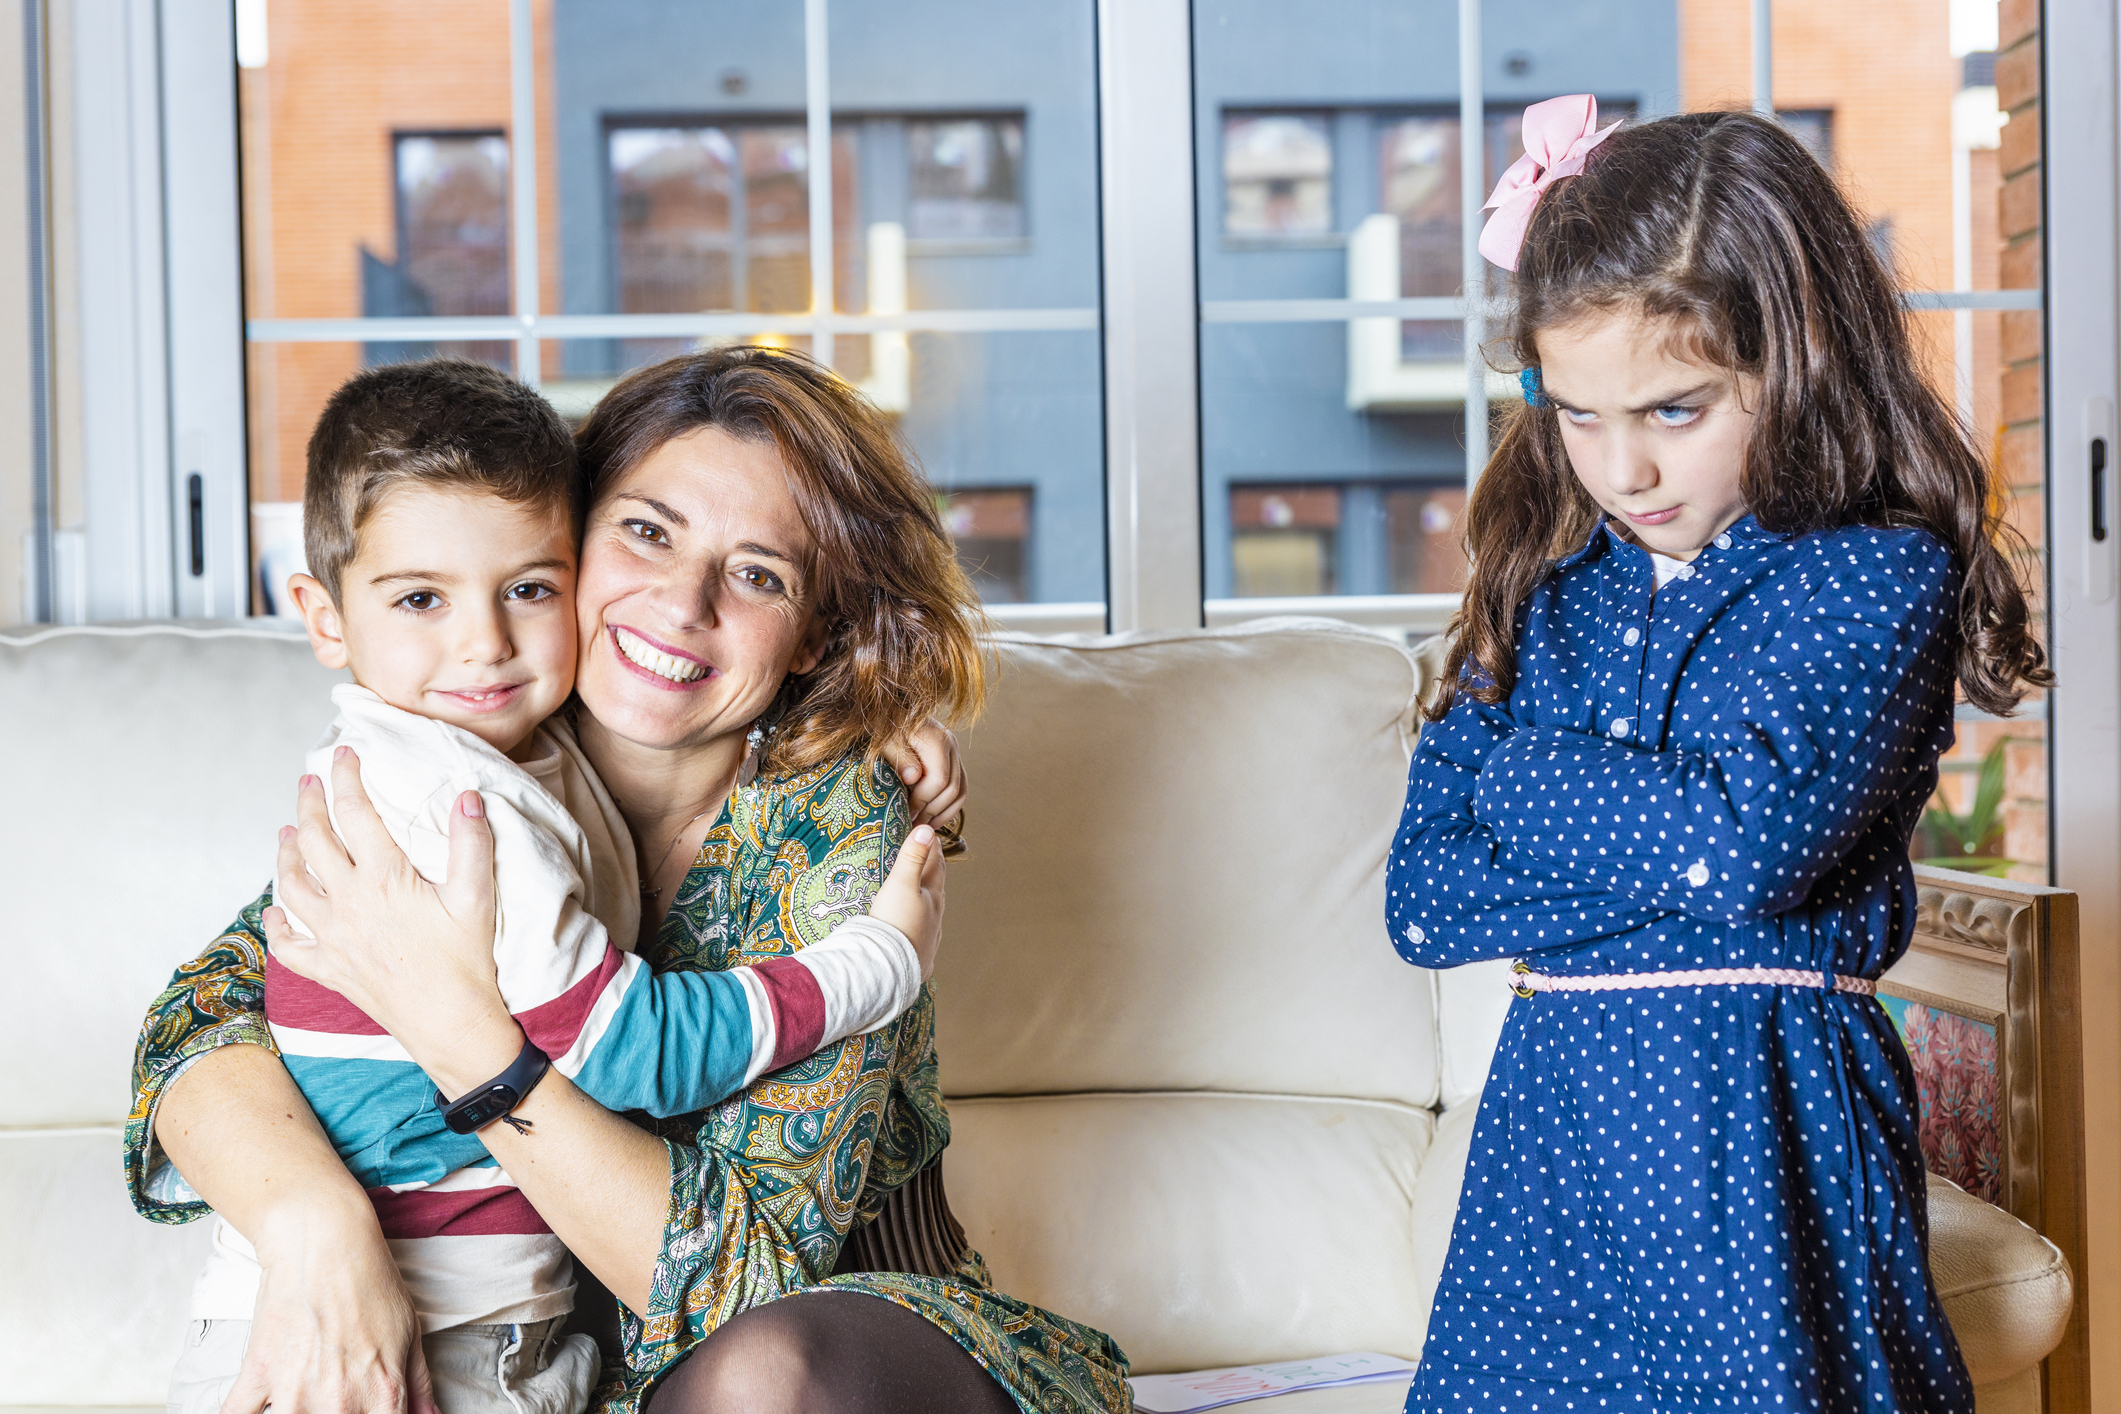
{"left": 436, "top": 1034, "right": 550, "bottom": 1135}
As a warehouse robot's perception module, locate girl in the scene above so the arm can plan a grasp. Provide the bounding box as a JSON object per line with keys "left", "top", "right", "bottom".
{"left": 1389, "top": 98, "right": 2049, "bottom": 1412}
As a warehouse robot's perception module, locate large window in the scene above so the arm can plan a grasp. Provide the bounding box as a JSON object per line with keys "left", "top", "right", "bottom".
{"left": 233, "top": 0, "right": 1101, "bottom": 612}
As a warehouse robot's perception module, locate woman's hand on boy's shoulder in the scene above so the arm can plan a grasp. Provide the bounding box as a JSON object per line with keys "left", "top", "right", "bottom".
{"left": 882, "top": 718, "right": 967, "bottom": 830}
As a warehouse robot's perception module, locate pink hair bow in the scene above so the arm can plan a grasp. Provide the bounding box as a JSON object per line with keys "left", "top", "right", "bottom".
{"left": 1478, "top": 95, "right": 1622, "bottom": 272}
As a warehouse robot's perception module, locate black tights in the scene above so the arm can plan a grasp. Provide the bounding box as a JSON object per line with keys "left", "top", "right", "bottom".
{"left": 645, "top": 1291, "right": 1020, "bottom": 1414}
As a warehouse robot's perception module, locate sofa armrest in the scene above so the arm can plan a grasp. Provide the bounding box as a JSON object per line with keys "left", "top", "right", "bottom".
{"left": 1928, "top": 1171, "right": 2074, "bottom": 1386}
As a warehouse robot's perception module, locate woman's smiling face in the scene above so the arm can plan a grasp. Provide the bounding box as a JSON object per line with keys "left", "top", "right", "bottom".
{"left": 572, "top": 424, "right": 826, "bottom": 753}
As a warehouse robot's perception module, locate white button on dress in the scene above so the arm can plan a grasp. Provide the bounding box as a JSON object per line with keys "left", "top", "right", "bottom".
{"left": 1686, "top": 861, "right": 1710, "bottom": 887}
{"left": 1609, "top": 717, "right": 1632, "bottom": 739}
{"left": 1405, "top": 924, "right": 1427, "bottom": 946}
{"left": 1714, "top": 533, "right": 1733, "bottom": 550}
{"left": 1623, "top": 627, "right": 1640, "bottom": 646}
{"left": 1677, "top": 564, "right": 1697, "bottom": 580}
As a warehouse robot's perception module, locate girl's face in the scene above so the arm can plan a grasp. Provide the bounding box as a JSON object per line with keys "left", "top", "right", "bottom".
{"left": 572, "top": 425, "right": 827, "bottom": 754}
{"left": 1537, "top": 308, "right": 1757, "bottom": 561}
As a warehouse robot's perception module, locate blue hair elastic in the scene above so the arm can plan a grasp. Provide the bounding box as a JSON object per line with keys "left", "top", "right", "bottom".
{"left": 1520, "top": 366, "right": 1546, "bottom": 407}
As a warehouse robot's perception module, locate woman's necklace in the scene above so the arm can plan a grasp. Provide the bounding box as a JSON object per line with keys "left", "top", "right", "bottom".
{"left": 639, "top": 726, "right": 767, "bottom": 910}
{"left": 641, "top": 805, "right": 719, "bottom": 909}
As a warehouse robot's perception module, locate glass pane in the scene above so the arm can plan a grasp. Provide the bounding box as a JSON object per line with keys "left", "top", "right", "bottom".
{"left": 239, "top": 3, "right": 512, "bottom": 326}
{"left": 239, "top": 0, "right": 1105, "bottom": 614}
{"left": 1197, "top": 0, "right": 1625, "bottom": 602}
{"left": 237, "top": 0, "right": 515, "bottom": 592}
{"left": 1675, "top": 5, "right": 2047, "bottom": 881}
{"left": 824, "top": 0, "right": 1103, "bottom": 606}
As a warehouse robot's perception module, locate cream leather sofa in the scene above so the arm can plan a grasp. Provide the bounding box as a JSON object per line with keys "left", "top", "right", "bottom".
{"left": 0, "top": 622, "right": 2074, "bottom": 1412}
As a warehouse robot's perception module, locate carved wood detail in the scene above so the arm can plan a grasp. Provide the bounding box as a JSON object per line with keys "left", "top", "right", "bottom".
{"left": 1908, "top": 866, "right": 2087, "bottom": 1412}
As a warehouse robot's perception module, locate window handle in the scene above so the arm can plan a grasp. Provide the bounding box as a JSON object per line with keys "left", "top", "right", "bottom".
{"left": 187, "top": 472, "right": 205, "bottom": 577}
{"left": 2093, "top": 438, "right": 2108, "bottom": 544}
{"left": 2085, "top": 398, "right": 2115, "bottom": 603}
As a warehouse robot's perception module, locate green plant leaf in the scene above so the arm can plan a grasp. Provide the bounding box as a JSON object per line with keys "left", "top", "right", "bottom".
{"left": 1969, "top": 738, "right": 2009, "bottom": 840}
{"left": 1921, "top": 804, "right": 1974, "bottom": 852}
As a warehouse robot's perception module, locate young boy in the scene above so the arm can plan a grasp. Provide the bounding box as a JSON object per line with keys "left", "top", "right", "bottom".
{"left": 168, "top": 361, "right": 935, "bottom": 1414}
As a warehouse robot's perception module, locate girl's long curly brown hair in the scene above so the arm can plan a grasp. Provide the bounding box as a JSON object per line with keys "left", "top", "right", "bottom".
{"left": 1432, "top": 109, "right": 2049, "bottom": 721}
{"left": 575, "top": 345, "right": 991, "bottom": 773}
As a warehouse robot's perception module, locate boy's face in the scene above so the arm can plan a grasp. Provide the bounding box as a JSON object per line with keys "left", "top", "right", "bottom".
{"left": 289, "top": 485, "right": 579, "bottom": 758}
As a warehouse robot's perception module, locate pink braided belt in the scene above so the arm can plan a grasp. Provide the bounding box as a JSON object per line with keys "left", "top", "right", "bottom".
{"left": 1510, "top": 959, "right": 1877, "bottom": 999}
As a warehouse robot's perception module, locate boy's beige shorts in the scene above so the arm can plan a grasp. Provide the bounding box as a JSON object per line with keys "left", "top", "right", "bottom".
{"left": 166, "top": 1314, "right": 600, "bottom": 1414}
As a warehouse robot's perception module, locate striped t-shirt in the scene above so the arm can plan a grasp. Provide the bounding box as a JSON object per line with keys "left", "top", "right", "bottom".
{"left": 188, "top": 685, "right": 918, "bottom": 1331}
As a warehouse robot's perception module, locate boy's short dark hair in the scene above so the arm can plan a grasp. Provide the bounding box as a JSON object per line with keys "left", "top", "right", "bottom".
{"left": 303, "top": 359, "right": 581, "bottom": 602}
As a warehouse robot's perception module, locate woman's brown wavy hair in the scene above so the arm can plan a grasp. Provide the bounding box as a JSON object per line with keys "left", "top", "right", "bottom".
{"left": 1432, "top": 109, "right": 2049, "bottom": 721}
{"left": 575, "top": 345, "right": 991, "bottom": 773}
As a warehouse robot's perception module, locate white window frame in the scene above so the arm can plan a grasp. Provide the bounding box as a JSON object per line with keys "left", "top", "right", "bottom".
{"left": 60, "top": 3, "right": 2121, "bottom": 1377}
{"left": 2043, "top": 0, "right": 2121, "bottom": 1397}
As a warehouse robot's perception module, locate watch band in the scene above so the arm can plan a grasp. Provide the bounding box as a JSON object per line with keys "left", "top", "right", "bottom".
{"left": 435, "top": 1033, "right": 549, "bottom": 1136}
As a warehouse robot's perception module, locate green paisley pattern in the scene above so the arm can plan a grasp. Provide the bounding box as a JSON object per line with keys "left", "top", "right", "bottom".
{"left": 124, "top": 754, "right": 1131, "bottom": 1414}
{"left": 125, "top": 891, "right": 278, "bottom": 1223}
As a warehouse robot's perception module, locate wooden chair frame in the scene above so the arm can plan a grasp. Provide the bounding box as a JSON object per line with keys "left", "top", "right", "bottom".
{"left": 1888, "top": 867, "right": 2088, "bottom": 1410}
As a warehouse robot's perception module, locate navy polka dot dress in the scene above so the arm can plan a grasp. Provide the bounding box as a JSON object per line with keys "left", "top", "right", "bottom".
{"left": 1390, "top": 517, "right": 1975, "bottom": 1412}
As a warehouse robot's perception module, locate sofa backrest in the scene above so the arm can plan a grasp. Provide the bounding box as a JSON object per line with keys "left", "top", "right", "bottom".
{"left": 0, "top": 624, "right": 342, "bottom": 1404}
{"left": 934, "top": 622, "right": 1439, "bottom": 1105}
{"left": 931, "top": 622, "right": 1465, "bottom": 1372}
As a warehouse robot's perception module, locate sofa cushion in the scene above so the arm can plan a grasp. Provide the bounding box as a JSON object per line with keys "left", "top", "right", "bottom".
{"left": 944, "top": 1091, "right": 1436, "bottom": 1374}
{"left": 1926, "top": 1173, "right": 2074, "bottom": 1386}
{"left": 0, "top": 625, "right": 339, "bottom": 1128}
{"left": 0, "top": 1130, "right": 211, "bottom": 1404}
{"left": 935, "top": 621, "right": 1440, "bottom": 1108}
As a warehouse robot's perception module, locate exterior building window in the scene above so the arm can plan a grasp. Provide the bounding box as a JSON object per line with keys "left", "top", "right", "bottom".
{"left": 608, "top": 122, "right": 856, "bottom": 368}
{"left": 907, "top": 117, "right": 1026, "bottom": 242}
{"left": 611, "top": 123, "right": 817, "bottom": 316}
{"left": 1383, "top": 485, "right": 1466, "bottom": 593}
{"left": 1230, "top": 485, "right": 1341, "bottom": 596}
{"left": 363, "top": 132, "right": 510, "bottom": 365}
{"left": 940, "top": 488, "right": 1033, "bottom": 603}
{"left": 1229, "top": 481, "right": 1466, "bottom": 598}
{"left": 1222, "top": 113, "right": 1332, "bottom": 237}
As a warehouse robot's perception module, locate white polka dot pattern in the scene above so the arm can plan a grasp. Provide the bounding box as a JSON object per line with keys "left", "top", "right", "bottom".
{"left": 1388, "top": 517, "right": 1972, "bottom": 1411}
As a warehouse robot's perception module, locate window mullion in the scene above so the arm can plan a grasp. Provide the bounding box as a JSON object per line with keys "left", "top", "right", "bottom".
{"left": 508, "top": 0, "right": 539, "bottom": 385}
{"left": 1096, "top": 0, "right": 1202, "bottom": 632}
{"left": 1458, "top": 0, "right": 1486, "bottom": 489}
{"left": 805, "top": 0, "right": 834, "bottom": 369}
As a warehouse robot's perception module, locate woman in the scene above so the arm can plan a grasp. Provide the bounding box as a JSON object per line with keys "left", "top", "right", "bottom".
{"left": 128, "top": 347, "right": 1131, "bottom": 1414}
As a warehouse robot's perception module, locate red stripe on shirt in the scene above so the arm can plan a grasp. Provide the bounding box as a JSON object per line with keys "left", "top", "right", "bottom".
{"left": 264, "top": 940, "right": 625, "bottom": 1049}
{"left": 265, "top": 954, "right": 385, "bottom": 1034}
{"left": 369, "top": 1183, "right": 553, "bottom": 1239}
{"left": 756, "top": 955, "right": 826, "bottom": 1071}
{"left": 515, "top": 942, "right": 626, "bottom": 1056}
